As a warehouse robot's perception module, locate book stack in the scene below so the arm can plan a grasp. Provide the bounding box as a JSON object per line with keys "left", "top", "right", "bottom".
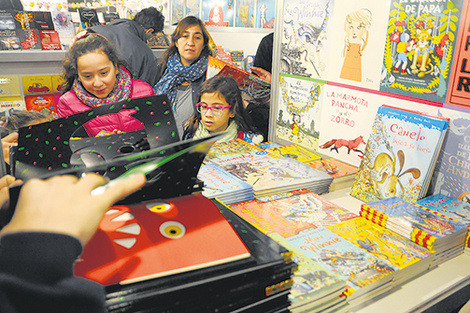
{"left": 269, "top": 233, "right": 348, "bottom": 313}
{"left": 197, "top": 163, "right": 254, "bottom": 205}
{"left": 75, "top": 195, "right": 296, "bottom": 313}
{"left": 328, "top": 217, "right": 434, "bottom": 288}
{"left": 350, "top": 105, "right": 449, "bottom": 203}
{"left": 361, "top": 197, "right": 468, "bottom": 267}
{"left": 286, "top": 227, "right": 397, "bottom": 309}
{"left": 229, "top": 188, "right": 357, "bottom": 238}
{"left": 206, "top": 139, "right": 333, "bottom": 197}
{"left": 264, "top": 143, "right": 322, "bottom": 163}
{"left": 416, "top": 194, "right": 470, "bottom": 251}
{"left": 306, "top": 158, "right": 358, "bottom": 192}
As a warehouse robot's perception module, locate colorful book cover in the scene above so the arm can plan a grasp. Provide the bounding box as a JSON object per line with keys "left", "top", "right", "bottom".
{"left": 22, "top": 75, "right": 52, "bottom": 95}
{"left": 328, "top": 216, "right": 433, "bottom": 270}
{"left": 207, "top": 56, "right": 271, "bottom": 105}
{"left": 317, "top": 84, "right": 383, "bottom": 166}
{"left": 51, "top": 74, "right": 64, "bottom": 93}
{"left": 281, "top": 0, "right": 332, "bottom": 78}
{"left": 256, "top": 0, "right": 275, "bottom": 28}
{"left": 306, "top": 158, "right": 358, "bottom": 179}
{"left": 197, "top": 163, "right": 253, "bottom": 202}
{"left": 18, "top": 28, "right": 41, "bottom": 50}
{"left": 0, "top": 98, "right": 25, "bottom": 112}
{"left": 268, "top": 233, "right": 346, "bottom": 310}
{"left": 446, "top": 0, "right": 470, "bottom": 108}
{"left": 350, "top": 105, "right": 449, "bottom": 203}
{"left": 102, "top": 12, "right": 120, "bottom": 23}
{"left": 362, "top": 196, "right": 467, "bottom": 249}
{"left": 32, "top": 11, "right": 54, "bottom": 30}
{"left": 326, "top": 0, "right": 391, "bottom": 90}
{"left": 0, "top": 11, "right": 16, "bottom": 31}
{"left": 24, "top": 94, "right": 57, "bottom": 117}
{"left": 51, "top": 11, "right": 75, "bottom": 49}
{"left": 379, "top": 0, "right": 465, "bottom": 103}
{"left": 186, "top": 0, "right": 200, "bottom": 18}
{"left": 39, "top": 30, "right": 61, "bottom": 50}
{"left": 74, "top": 194, "right": 251, "bottom": 285}
{"left": 236, "top": 0, "right": 254, "bottom": 28}
{"left": 428, "top": 109, "right": 470, "bottom": 201}
{"left": 229, "top": 188, "right": 357, "bottom": 238}
{"left": 256, "top": 141, "right": 282, "bottom": 149}
{"left": 203, "top": 0, "right": 232, "bottom": 27}
{"left": 204, "top": 138, "right": 269, "bottom": 163}
{"left": 286, "top": 227, "right": 397, "bottom": 293}
{"left": 275, "top": 73, "right": 323, "bottom": 150}
{"left": 211, "top": 153, "right": 332, "bottom": 196}
{"left": 0, "top": 75, "right": 21, "bottom": 97}
{"left": 11, "top": 11, "right": 36, "bottom": 30}
{"left": 416, "top": 194, "right": 470, "bottom": 226}
{"left": 0, "top": 28, "right": 20, "bottom": 50}
{"left": 171, "top": 0, "right": 185, "bottom": 24}
{"left": 265, "top": 144, "right": 322, "bottom": 163}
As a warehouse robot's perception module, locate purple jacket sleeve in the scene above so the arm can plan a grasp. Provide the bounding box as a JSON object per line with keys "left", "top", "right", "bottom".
{"left": 0, "top": 232, "right": 106, "bottom": 313}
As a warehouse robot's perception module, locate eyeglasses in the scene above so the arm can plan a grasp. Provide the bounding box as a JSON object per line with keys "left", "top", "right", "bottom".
{"left": 196, "top": 103, "right": 231, "bottom": 115}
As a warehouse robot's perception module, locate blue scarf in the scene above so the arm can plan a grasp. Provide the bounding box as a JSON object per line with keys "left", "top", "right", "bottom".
{"left": 154, "top": 54, "right": 208, "bottom": 110}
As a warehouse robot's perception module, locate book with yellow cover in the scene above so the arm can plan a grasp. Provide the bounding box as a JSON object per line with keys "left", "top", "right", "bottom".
{"left": 0, "top": 75, "right": 21, "bottom": 97}
{"left": 265, "top": 144, "right": 322, "bottom": 163}
{"left": 22, "top": 75, "right": 53, "bottom": 95}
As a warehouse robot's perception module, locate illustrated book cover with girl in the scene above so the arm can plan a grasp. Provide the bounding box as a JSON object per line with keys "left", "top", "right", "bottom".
{"left": 350, "top": 105, "right": 449, "bottom": 203}
{"left": 379, "top": 0, "right": 465, "bottom": 103}
{"left": 228, "top": 188, "right": 357, "bottom": 238}
{"left": 264, "top": 144, "right": 322, "bottom": 163}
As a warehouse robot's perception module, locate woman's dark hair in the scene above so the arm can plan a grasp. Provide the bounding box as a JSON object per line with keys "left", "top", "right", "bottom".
{"left": 60, "top": 33, "right": 130, "bottom": 94}
{"left": 184, "top": 76, "right": 257, "bottom": 138}
{"left": 134, "top": 7, "right": 165, "bottom": 34}
{"left": 1, "top": 109, "right": 48, "bottom": 132}
{"left": 157, "top": 16, "right": 213, "bottom": 78}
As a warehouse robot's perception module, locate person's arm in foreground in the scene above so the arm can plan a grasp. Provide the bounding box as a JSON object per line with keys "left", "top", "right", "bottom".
{"left": 0, "top": 173, "right": 146, "bottom": 313}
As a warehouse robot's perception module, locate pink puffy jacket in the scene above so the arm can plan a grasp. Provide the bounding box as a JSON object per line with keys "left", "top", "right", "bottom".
{"left": 57, "top": 79, "right": 155, "bottom": 137}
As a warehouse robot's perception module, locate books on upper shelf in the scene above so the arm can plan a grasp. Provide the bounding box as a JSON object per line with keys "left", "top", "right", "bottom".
{"left": 197, "top": 163, "right": 254, "bottom": 205}
{"left": 206, "top": 55, "right": 271, "bottom": 105}
{"left": 361, "top": 197, "right": 468, "bottom": 263}
{"left": 18, "top": 28, "right": 41, "bottom": 50}
{"left": 75, "top": 194, "right": 251, "bottom": 285}
{"left": 265, "top": 143, "right": 322, "bottom": 163}
{"left": 102, "top": 12, "right": 120, "bottom": 23}
{"left": 269, "top": 233, "right": 348, "bottom": 313}
{"left": 38, "top": 30, "right": 61, "bottom": 50}
{"left": 32, "top": 11, "right": 54, "bottom": 30}
{"left": 0, "top": 11, "right": 20, "bottom": 50}
{"left": 78, "top": 8, "right": 100, "bottom": 28}
{"left": 51, "top": 11, "right": 75, "bottom": 49}
{"left": 306, "top": 158, "right": 358, "bottom": 192}
{"left": 286, "top": 227, "right": 397, "bottom": 303}
{"left": 350, "top": 105, "right": 449, "bottom": 203}
{"left": 428, "top": 109, "right": 470, "bottom": 201}
{"left": 208, "top": 150, "right": 333, "bottom": 197}
{"left": 327, "top": 216, "right": 434, "bottom": 288}
{"left": 229, "top": 188, "right": 357, "bottom": 238}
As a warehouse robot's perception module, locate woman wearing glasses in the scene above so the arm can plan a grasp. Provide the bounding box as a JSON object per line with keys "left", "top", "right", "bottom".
{"left": 183, "top": 76, "right": 264, "bottom": 144}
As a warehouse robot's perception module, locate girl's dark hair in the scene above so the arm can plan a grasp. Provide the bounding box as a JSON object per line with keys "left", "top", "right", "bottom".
{"left": 184, "top": 76, "right": 257, "bottom": 138}
{"left": 157, "top": 16, "right": 213, "bottom": 78}
{"left": 2, "top": 109, "right": 48, "bottom": 132}
{"left": 60, "top": 33, "right": 130, "bottom": 94}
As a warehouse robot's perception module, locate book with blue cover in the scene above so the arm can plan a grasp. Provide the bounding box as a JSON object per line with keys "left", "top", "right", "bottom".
{"left": 416, "top": 194, "right": 470, "bottom": 226}
{"left": 286, "top": 227, "right": 397, "bottom": 300}
{"left": 198, "top": 163, "right": 254, "bottom": 205}
{"left": 351, "top": 105, "right": 449, "bottom": 203}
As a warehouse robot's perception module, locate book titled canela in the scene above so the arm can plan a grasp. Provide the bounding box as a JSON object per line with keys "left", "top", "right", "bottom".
{"left": 350, "top": 105, "right": 449, "bottom": 203}
{"left": 74, "top": 194, "right": 251, "bottom": 286}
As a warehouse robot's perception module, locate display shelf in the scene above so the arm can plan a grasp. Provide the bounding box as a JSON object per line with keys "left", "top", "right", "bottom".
{"left": 322, "top": 188, "right": 470, "bottom": 313}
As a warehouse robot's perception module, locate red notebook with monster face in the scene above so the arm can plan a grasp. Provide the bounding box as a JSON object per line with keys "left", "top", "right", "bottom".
{"left": 74, "top": 194, "right": 251, "bottom": 285}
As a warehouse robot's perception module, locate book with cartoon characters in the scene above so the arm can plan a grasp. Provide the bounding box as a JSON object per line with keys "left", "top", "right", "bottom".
{"left": 327, "top": 216, "right": 434, "bottom": 287}
{"left": 306, "top": 158, "right": 358, "bottom": 192}
{"left": 229, "top": 188, "right": 357, "bottom": 238}
{"left": 286, "top": 226, "right": 397, "bottom": 301}
{"left": 379, "top": 0, "right": 465, "bottom": 103}
{"left": 350, "top": 105, "right": 449, "bottom": 203}
{"left": 265, "top": 144, "right": 322, "bottom": 163}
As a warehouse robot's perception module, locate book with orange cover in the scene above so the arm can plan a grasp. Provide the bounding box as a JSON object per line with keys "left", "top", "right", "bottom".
{"left": 74, "top": 194, "right": 251, "bottom": 286}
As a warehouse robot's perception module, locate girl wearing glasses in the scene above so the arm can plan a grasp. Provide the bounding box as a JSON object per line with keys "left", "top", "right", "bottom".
{"left": 182, "top": 76, "right": 264, "bottom": 144}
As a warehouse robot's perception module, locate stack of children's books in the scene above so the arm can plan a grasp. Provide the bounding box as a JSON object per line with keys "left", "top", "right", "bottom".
{"left": 306, "top": 158, "right": 358, "bottom": 192}
{"left": 360, "top": 197, "right": 468, "bottom": 267}
{"left": 416, "top": 194, "right": 470, "bottom": 252}
{"left": 205, "top": 139, "right": 333, "bottom": 197}
{"left": 74, "top": 195, "right": 296, "bottom": 313}
{"left": 197, "top": 163, "right": 254, "bottom": 205}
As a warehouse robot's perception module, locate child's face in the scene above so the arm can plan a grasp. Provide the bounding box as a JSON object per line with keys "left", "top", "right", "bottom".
{"left": 200, "top": 91, "right": 234, "bottom": 133}
{"left": 77, "top": 50, "right": 118, "bottom": 98}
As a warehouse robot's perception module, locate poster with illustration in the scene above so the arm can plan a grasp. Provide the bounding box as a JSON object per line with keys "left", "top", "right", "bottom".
{"left": 171, "top": 0, "right": 185, "bottom": 24}
{"left": 380, "top": 0, "right": 465, "bottom": 103}
{"left": 281, "top": 0, "right": 334, "bottom": 79}
{"left": 202, "top": 0, "right": 233, "bottom": 27}
{"left": 326, "top": 0, "right": 391, "bottom": 90}
{"left": 256, "top": 0, "right": 275, "bottom": 28}
{"left": 275, "top": 73, "right": 324, "bottom": 150}
{"left": 236, "top": 0, "right": 255, "bottom": 28}
{"left": 186, "top": 0, "right": 200, "bottom": 18}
